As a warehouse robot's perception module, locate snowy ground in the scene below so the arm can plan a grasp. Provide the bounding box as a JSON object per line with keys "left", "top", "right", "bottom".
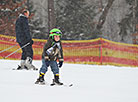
{"left": 0, "top": 60, "right": 138, "bottom": 102}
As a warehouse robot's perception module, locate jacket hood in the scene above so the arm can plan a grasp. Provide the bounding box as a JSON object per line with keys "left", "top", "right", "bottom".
{"left": 19, "top": 14, "right": 27, "bottom": 18}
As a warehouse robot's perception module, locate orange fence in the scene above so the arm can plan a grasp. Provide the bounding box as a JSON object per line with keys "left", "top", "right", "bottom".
{"left": 0, "top": 34, "right": 138, "bottom": 67}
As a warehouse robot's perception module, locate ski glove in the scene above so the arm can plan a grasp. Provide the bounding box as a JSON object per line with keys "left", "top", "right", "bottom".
{"left": 58, "top": 61, "right": 63, "bottom": 68}
{"left": 23, "top": 40, "right": 33, "bottom": 46}
{"left": 30, "top": 40, "right": 34, "bottom": 45}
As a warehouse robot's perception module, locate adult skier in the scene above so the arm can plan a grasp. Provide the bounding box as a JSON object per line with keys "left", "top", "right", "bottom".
{"left": 35, "top": 28, "right": 64, "bottom": 85}
{"left": 15, "top": 10, "right": 37, "bottom": 70}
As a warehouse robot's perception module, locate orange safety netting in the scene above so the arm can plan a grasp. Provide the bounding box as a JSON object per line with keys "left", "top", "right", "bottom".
{"left": 0, "top": 34, "right": 138, "bottom": 67}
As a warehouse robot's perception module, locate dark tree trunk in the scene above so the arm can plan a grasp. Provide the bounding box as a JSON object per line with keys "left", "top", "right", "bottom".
{"left": 48, "top": 0, "right": 56, "bottom": 32}
{"left": 93, "top": 0, "right": 115, "bottom": 37}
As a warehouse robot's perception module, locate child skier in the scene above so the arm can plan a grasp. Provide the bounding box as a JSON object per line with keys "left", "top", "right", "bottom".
{"left": 35, "top": 28, "right": 64, "bottom": 85}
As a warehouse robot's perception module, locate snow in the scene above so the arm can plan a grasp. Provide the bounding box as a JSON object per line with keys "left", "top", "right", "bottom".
{"left": 0, "top": 60, "right": 138, "bottom": 102}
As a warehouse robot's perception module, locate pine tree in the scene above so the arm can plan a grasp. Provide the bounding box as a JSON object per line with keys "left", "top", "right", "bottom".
{"left": 55, "top": 0, "right": 97, "bottom": 40}
{"left": 26, "top": 0, "right": 47, "bottom": 39}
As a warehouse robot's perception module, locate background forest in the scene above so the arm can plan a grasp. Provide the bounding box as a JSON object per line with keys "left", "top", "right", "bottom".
{"left": 0, "top": 0, "right": 138, "bottom": 44}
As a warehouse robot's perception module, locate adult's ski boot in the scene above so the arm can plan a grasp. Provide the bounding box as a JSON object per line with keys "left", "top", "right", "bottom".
{"left": 25, "top": 57, "right": 38, "bottom": 70}
{"left": 16, "top": 60, "right": 28, "bottom": 70}
{"left": 16, "top": 65, "right": 28, "bottom": 70}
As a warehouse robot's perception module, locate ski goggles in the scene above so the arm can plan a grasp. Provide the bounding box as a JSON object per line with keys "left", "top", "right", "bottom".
{"left": 50, "top": 32, "right": 62, "bottom": 37}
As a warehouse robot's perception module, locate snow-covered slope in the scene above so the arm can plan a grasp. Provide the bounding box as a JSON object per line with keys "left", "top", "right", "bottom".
{"left": 0, "top": 60, "right": 138, "bottom": 102}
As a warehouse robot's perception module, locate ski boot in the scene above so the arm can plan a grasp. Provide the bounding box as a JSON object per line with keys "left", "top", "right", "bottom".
{"left": 17, "top": 65, "right": 28, "bottom": 70}
{"left": 35, "top": 73, "right": 45, "bottom": 85}
{"left": 51, "top": 74, "right": 63, "bottom": 86}
{"left": 16, "top": 60, "right": 28, "bottom": 70}
{"left": 25, "top": 57, "right": 38, "bottom": 70}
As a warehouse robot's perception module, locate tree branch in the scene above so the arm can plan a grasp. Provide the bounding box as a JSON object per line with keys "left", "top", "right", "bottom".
{"left": 96, "top": 0, "right": 115, "bottom": 30}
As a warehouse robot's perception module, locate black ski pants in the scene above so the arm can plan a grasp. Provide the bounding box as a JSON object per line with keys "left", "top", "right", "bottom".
{"left": 19, "top": 43, "right": 33, "bottom": 60}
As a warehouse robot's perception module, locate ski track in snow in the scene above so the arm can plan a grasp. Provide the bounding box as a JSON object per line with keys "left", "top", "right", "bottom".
{"left": 0, "top": 60, "right": 138, "bottom": 102}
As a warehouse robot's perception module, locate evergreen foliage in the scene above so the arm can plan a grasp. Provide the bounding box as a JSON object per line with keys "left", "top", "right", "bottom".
{"left": 27, "top": 0, "right": 47, "bottom": 39}
{"left": 55, "top": 0, "right": 97, "bottom": 40}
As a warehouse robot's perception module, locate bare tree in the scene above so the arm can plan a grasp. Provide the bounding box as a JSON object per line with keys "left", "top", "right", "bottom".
{"left": 93, "top": 0, "right": 115, "bottom": 37}
{"left": 132, "top": 0, "right": 138, "bottom": 44}
{"left": 48, "top": 0, "right": 56, "bottom": 32}
{"left": 99, "top": 0, "right": 103, "bottom": 11}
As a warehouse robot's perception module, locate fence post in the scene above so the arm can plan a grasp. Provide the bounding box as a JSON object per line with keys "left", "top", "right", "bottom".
{"left": 99, "top": 38, "right": 103, "bottom": 65}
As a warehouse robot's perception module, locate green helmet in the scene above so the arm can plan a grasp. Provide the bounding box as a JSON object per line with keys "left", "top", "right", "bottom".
{"left": 49, "top": 28, "right": 62, "bottom": 39}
